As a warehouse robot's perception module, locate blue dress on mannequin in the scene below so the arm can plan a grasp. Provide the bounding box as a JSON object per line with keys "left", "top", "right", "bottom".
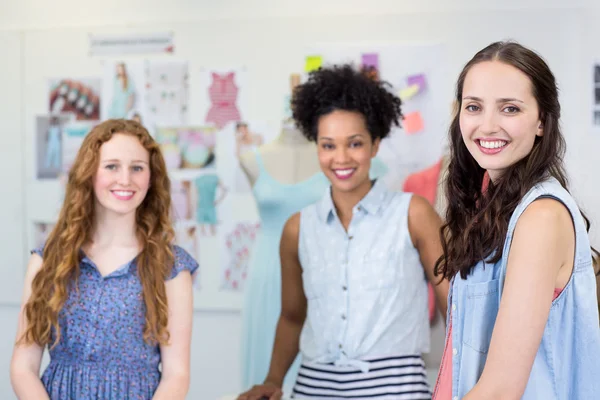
{"left": 240, "top": 150, "right": 388, "bottom": 394}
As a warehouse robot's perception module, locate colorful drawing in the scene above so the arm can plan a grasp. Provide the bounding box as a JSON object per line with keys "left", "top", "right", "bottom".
{"left": 193, "top": 173, "right": 228, "bottom": 236}
{"left": 171, "top": 180, "right": 191, "bottom": 220}
{"left": 145, "top": 61, "right": 189, "bottom": 127}
{"left": 36, "top": 115, "right": 71, "bottom": 180}
{"left": 62, "top": 122, "right": 94, "bottom": 174}
{"left": 180, "top": 126, "right": 218, "bottom": 169}
{"left": 102, "top": 61, "right": 148, "bottom": 126}
{"left": 156, "top": 128, "right": 182, "bottom": 169}
{"left": 156, "top": 126, "right": 218, "bottom": 170}
{"left": 221, "top": 222, "right": 260, "bottom": 291}
{"left": 205, "top": 72, "right": 241, "bottom": 129}
{"left": 109, "top": 62, "right": 136, "bottom": 119}
{"left": 49, "top": 79, "right": 101, "bottom": 121}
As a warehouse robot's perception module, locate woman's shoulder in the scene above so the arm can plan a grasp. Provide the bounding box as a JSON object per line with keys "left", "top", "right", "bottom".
{"left": 167, "top": 245, "right": 199, "bottom": 280}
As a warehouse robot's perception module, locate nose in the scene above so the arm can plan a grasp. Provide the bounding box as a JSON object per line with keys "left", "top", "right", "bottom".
{"left": 480, "top": 110, "right": 501, "bottom": 135}
{"left": 117, "top": 168, "right": 132, "bottom": 186}
{"left": 334, "top": 146, "right": 351, "bottom": 164}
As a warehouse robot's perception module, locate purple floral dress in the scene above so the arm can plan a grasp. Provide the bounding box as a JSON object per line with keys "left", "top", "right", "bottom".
{"left": 31, "top": 245, "right": 199, "bottom": 400}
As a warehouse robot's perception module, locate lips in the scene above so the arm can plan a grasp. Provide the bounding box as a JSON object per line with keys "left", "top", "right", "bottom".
{"left": 333, "top": 168, "right": 356, "bottom": 180}
{"left": 111, "top": 190, "right": 135, "bottom": 200}
{"left": 476, "top": 138, "right": 509, "bottom": 155}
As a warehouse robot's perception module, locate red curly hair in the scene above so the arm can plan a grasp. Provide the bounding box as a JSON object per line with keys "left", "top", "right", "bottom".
{"left": 20, "top": 119, "right": 175, "bottom": 348}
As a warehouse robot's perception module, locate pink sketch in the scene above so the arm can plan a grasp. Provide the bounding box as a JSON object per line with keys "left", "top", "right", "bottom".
{"left": 205, "top": 72, "right": 241, "bottom": 130}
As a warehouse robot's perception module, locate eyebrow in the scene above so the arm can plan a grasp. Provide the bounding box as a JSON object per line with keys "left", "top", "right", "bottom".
{"left": 102, "top": 159, "right": 149, "bottom": 164}
{"left": 318, "top": 134, "right": 367, "bottom": 141}
{"left": 463, "top": 96, "right": 524, "bottom": 104}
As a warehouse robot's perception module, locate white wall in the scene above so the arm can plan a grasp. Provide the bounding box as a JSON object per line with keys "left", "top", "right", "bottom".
{"left": 0, "top": 1, "right": 599, "bottom": 399}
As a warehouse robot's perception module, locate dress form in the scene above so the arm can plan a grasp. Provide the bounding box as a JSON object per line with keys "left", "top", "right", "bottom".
{"left": 238, "top": 123, "right": 321, "bottom": 187}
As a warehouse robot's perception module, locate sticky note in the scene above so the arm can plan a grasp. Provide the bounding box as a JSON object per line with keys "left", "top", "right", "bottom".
{"left": 399, "top": 84, "right": 420, "bottom": 101}
{"left": 407, "top": 74, "right": 427, "bottom": 92}
{"left": 403, "top": 111, "right": 424, "bottom": 134}
{"left": 361, "top": 53, "right": 379, "bottom": 70}
{"left": 305, "top": 55, "right": 322, "bottom": 73}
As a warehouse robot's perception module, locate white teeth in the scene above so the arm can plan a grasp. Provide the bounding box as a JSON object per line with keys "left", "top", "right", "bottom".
{"left": 335, "top": 169, "right": 354, "bottom": 177}
{"left": 479, "top": 140, "right": 507, "bottom": 149}
{"left": 113, "top": 191, "right": 133, "bottom": 196}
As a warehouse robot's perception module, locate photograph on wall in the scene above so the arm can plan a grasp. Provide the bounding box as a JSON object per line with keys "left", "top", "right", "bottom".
{"left": 219, "top": 220, "right": 260, "bottom": 291}
{"left": 49, "top": 78, "right": 101, "bottom": 120}
{"left": 156, "top": 125, "right": 218, "bottom": 170}
{"left": 36, "top": 114, "right": 72, "bottom": 180}
{"left": 145, "top": 60, "right": 189, "bottom": 128}
{"left": 101, "top": 61, "right": 148, "bottom": 125}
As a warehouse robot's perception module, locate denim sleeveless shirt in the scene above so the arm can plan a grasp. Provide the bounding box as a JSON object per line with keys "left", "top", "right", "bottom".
{"left": 448, "top": 177, "right": 600, "bottom": 399}
{"left": 298, "top": 180, "right": 430, "bottom": 373}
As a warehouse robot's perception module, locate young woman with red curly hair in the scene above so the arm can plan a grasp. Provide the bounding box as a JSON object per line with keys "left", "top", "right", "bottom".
{"left": 10, "top": 119, "right": 198, "bottom": 399}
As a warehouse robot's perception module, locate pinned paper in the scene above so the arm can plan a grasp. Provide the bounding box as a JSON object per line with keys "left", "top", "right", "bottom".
{"left": 305, "top": 55, "right": 323, "bottom": 73}
{"left": 407, "top": 74, "right": 427, "bottom": 92}
{"left": 361, "top": 53, "right": 379, "bottom": 70}
{"left": 399, "top": 84, "right": 420, "bottom": 101}
{"left": 403, "top": 111, "right": 424, "bottom": 134}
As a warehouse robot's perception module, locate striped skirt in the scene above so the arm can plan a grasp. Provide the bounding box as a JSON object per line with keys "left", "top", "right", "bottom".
{"left": 291, "top": 355, "right": 431, "bottom": 399}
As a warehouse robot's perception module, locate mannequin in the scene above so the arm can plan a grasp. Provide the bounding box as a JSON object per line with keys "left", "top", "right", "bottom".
{"left": 239, "top": 71, "right": 320, "bottom": 188}
{"left": 238, "top": 122, "right": 321, "bottom": 187}
{"left": 238, "top": 120, "right": 330, "bottom": 395}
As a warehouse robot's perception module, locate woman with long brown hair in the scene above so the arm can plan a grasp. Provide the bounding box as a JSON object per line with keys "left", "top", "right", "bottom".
{"left": 10, "top": 119, "right": 198, "bottom": 399}
{"left": 432, "top": 41, "right": 600, "bottom": 400}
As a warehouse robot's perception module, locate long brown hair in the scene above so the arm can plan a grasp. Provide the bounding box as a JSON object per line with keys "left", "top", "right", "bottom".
{"left": 435, "top": 41, "right": 599, "bottom": 280}
{"left": 21, "top": 119, "right": 175, "bottom": 348}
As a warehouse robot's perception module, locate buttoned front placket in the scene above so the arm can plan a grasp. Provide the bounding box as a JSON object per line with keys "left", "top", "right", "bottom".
{"left": 335, "top": 204, "right": 365, "bottom": 359}
{"left": 81, "top": 258, "right": 104, "bottom": 361}
{"left": 82, "top": 257, "right": 132, "bottom": 362}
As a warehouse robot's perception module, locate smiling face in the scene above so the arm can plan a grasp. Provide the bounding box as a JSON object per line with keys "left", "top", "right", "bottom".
{"left": 459, "top": 61, "right": 543, "bottom": 181}
{"left": 92, "top": 133, "right": 151, "bottom": 217}
{"left": 316, "top": 110, "right": 379, "bottom": 194}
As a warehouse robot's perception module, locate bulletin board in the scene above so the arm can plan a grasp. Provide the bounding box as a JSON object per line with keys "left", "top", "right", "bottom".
{"left": 13, "top": 9, "right": 588, "bottom": 309}
{"left": 303, "top": 43, "right": 448, "bottom": 191}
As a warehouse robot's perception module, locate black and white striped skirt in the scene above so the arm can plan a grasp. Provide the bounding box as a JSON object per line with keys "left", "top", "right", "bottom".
{"left": 291, "top": 355, "right": 431, "bottom": 399}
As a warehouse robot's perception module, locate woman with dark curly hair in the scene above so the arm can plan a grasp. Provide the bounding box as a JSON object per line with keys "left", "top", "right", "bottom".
{"left": 238, "top": 65, "right": 448, "bottom": 400}
{"left": 10, "top": 119, "right": 198, "bottom": 400}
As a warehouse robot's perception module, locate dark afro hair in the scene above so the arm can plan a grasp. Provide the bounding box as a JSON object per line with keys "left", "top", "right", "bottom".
{"left": 291, "top": 64, "right": 403, "bottom": 142}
